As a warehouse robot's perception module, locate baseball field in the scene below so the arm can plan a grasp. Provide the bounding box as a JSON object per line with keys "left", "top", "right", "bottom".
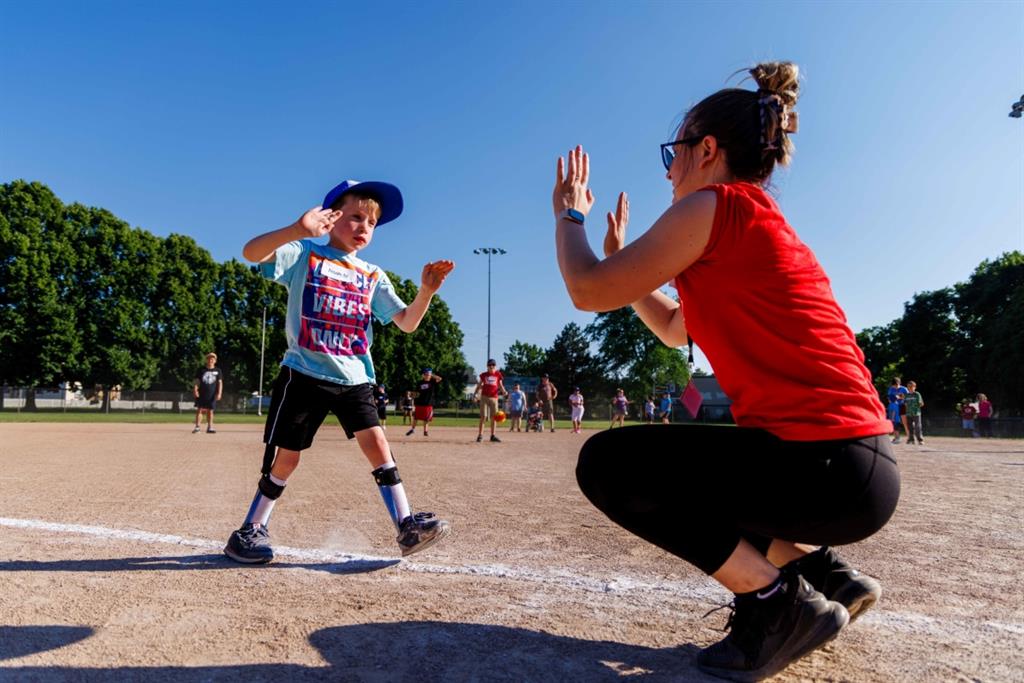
{"left": 1, "top": 422, "right": 1021, "bottom": 682}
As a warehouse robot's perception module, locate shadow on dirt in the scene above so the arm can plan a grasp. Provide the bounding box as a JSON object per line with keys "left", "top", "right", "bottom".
{"left": 0, "top": 620, "right": 719, "bottom": 681}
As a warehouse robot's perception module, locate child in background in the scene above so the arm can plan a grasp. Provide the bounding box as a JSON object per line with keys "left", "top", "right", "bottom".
{"left": 904, "top": 381, "right": 924, "bottom": 445}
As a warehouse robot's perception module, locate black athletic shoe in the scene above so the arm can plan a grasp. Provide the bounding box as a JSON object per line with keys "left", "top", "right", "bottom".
{"left": 697, "top": 571, "right": 848, "bottom": 682}
{"left": 397, "top": 512, "right": 450, "bottom": 557}
{"left": 489, "top": 435, "right": 501, "bottom": 443}
{"left": 207, "top": 428, "right": 216, "bottom": 434}
{"left": 785, "top": 546, "right": 882, "bottom": 622}
{"left": 476, "top": 434, "right": 483, "bottom": 442}
{"left": 224, "top": 523, "right": 274, "bottom": 564}
{"left": 405, "top": 428, "right": 415, "bottom": 436}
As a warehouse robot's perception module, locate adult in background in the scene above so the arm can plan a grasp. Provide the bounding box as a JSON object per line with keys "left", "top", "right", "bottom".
{"left": 474, "top": 359, "right": 508, "bottom": 443}
{"left": 507, "top": 383, "right": 528, "bottom": 432}
{"left": 976, "top": 393, "right": 993, "bottom": 437}
{"left": 193, "top": 352, "right": 223, "bottom": 434}
{"left": 609, "top": 388, "right": 630, "bottom": 429}
{"left": 536, "top": 374, "right": 559, "bottom": 432}
{"left": 407, "top": 368, "right": 442, "bottom": 437}
{"left": 658, "top": 391, "right": 673, "bottom": 424}
{"left": 553, "top": 62, "right": 899, "bottom": 681}
{"left": 887, "top": 378, "right": 908, "bottom": 444}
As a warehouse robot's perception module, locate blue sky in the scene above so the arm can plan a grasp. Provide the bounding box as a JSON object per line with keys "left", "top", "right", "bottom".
{"left": 2, "top": 1, "right": 1021, "bottom": 375}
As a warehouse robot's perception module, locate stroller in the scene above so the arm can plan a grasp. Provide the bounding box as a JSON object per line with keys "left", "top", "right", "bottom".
{"left": 526, "top": 407, "right": 544, "bottom": 432}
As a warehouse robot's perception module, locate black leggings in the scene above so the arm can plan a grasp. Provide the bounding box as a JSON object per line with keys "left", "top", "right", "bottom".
{"left": 575, "top": 425, "right": 900, "bottom": 575}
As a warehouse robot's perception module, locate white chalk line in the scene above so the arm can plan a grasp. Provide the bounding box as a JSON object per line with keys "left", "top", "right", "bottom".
{"left": 2, "top": 516, "right": 1022, "bottom": 641}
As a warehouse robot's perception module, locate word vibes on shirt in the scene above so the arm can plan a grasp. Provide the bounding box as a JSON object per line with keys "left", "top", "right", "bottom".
{"left": 299, "top": 255, "right": 377, "bottom": 358}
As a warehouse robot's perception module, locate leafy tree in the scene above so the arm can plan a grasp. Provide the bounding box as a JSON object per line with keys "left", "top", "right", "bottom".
{"left": 954, "top": 252, "right": 1024, "bottom": 414}
{"left": 896, "top": 288, "right": 963, "bottom": 411}
{"left": 212, "top": 260, "right": 288, "bottom": 397}
{"left": 585, "top": 308, "right": 689, "bottom": 400}
{"left": 150, "top": 234, "right": 224, "bottom": 393}
{"left": 371, "top": 271, "right": 470, "bottom": 402}
{"left": 544, "top": 322, "right": 604, "bottom": 397}
{"left": 64, "top": 203, "right": 163, "bottom": 410}
{"left": 0, "top": 181, "right": 81, "bottom": 408}
{"left": 503, "top": 340, "right": 547, "bottom": 376}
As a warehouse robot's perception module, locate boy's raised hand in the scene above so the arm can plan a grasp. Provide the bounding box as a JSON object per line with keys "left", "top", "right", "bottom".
{"left": 421, "top": 260, "right": 455, "bottom": 293}
{"left": 603, "top": 192, "right": 629, "bottom": 257}
{"left": 297, "top": 206, "right": 341, "bottom": 238}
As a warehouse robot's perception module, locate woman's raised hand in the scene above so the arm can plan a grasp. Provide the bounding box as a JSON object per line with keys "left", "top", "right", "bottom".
{"left": 603, "top": 192, "right": 629, "bottom": 257}
{"left": 553, "top": 145, "right": 596, "bottom": 218}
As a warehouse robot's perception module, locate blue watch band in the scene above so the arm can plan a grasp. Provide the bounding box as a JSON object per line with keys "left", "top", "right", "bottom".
{"left": 559, "top": 208, "right": 585, "bottom": 224}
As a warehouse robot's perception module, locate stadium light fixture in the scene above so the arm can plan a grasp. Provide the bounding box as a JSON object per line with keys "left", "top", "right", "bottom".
{"left": 473, "top": 247, "right": 507, "bottom": 365}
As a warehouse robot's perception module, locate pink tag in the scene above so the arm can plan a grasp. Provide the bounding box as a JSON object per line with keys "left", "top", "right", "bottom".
{"left": 680, "top": 379, "right": 703, "bottom": 418}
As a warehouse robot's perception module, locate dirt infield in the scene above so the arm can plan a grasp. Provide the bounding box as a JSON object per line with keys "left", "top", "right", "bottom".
{"left": 1, "top": 423, "right": 1021, "bottom": 682}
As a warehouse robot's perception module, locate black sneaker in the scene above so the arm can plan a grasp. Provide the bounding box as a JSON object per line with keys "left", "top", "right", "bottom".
{"left": 476, "top": 434, "right": 483, "bottom": 442}
{"left": 207, "top": 427, "right": 216, "bottom": 434}
{"left": 697, "top": 571, "right": 848, "bottom": 682}
{"left": 785, "top": 546, "right": 882, "bottom": 622}
{"left": 224, "top": 523, "right": 274, "bottom": 564}
{"left": 405, "top": 428, "right": 415, "bottom": 436}
{"left": 490, "top": 435, "right": 501, "bottom": 443}
{"left": 396, "top": 512, "right": 450, "bottom": 557}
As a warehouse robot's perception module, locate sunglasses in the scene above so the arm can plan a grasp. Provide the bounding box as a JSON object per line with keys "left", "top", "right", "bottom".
{"left": 660, "top": 136, "right": 704, "bottom": 171}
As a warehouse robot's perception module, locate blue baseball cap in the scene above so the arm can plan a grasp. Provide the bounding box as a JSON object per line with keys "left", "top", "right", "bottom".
{"left": 322, "top": 179, "right": 404, "bottom": 226}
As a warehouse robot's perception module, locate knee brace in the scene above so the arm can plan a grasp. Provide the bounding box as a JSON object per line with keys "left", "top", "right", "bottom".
{"left": 372, "top": 465, "right": 402, "bottom": 486}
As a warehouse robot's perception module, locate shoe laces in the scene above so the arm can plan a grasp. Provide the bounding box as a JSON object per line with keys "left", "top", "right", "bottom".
{"left": 702, "top": 596, "right": 773, "bottom": 662}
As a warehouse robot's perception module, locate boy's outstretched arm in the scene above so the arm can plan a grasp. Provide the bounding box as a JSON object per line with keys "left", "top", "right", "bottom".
{"left": 393, "top": 260, "right": 455, "bottom": 333}
{"left": 242, "top": 207, "right": 340, "bottom": 263}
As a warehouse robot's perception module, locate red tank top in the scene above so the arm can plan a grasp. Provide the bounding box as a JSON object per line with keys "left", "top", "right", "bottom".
{"left": 673, "top": 182, "right": 890, "bottom": 441}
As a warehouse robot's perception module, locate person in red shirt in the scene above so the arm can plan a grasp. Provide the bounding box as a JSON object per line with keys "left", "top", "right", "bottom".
{"left": 552, "top": 62, "right": 899, "bottom": 682}
{"left": 473, "top": 359, "right": 508, "bottom": 443}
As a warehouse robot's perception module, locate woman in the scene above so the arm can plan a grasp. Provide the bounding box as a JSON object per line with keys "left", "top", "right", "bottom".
{"left": 553, "top": 62, "right": 899, "bottom": 681}
{"left": 609, "top": 388, "right": 629, "bottom": 429}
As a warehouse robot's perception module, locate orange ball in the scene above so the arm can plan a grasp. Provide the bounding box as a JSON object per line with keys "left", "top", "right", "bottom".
{"left": 495, "top": 410, "right": 507, "bottom": 423}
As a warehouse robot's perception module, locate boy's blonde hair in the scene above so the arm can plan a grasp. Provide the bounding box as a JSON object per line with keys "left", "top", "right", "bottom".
{"left": 332, "top": 191, "right": 381, "bottom": 221}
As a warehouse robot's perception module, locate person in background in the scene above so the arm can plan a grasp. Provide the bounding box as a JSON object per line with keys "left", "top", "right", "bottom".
{"left": 976, "top": 393, "right": 993, "bottom": 437}
{"left": 903, "top": 381, "right": 924, "bottom": 445}
{"left": 507, "top": 383, "right": 528, "bottom": 432}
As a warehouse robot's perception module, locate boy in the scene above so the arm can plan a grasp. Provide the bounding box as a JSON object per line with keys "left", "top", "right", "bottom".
{"left": 224, "top": 179, "right": 454, "bottom": 563}
{"left": 193, "top": 352, "right": 223, "bottom": 433}
{"left": 407, "top": 368, "right": 442, "bottom": 436}
{"left": 474, "top": 359, "right": 508, "bottom": 442}
{"left": 904, "top": 381, "right": 924, "bottom": 445}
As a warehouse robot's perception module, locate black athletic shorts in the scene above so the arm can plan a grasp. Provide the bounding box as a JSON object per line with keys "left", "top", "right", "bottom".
{"left": 262, "top": 367, "right": 380, "bottom": 450}
{"left": 195, "top": 397, "right": 217, "bottom": 410}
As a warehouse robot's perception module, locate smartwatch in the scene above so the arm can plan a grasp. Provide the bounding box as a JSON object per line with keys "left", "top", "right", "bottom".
{"left": 558, "top": 208, "right": 585, "bottom": 225}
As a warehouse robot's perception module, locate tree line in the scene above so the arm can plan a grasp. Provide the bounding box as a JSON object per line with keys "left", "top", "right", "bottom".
{"left": 0, "top": 180, "right": 470, "bottom": 409}
{"left": 856, "top": 252, "right": 1022, "bottom": 416}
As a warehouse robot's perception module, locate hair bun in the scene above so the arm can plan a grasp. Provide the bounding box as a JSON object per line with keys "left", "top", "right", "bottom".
{"left": 749, "top": 62, "right": 800, "bottom": 108}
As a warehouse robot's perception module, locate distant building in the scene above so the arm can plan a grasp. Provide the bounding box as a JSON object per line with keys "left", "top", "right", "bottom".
{"left": 690, "top": 375, "right": 733, "bottom": 423}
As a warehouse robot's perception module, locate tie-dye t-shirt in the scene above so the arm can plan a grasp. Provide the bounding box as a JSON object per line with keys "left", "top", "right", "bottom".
{"left": 262, "top": 240, "right": 406, "bottom": 385}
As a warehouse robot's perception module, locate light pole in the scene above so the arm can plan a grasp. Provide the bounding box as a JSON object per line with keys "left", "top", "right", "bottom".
{"left": 472, "top": 247, "right": 506, "bottom": 364}
{"left": 257, "top": 304, "right": 267, "bottom": 416}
